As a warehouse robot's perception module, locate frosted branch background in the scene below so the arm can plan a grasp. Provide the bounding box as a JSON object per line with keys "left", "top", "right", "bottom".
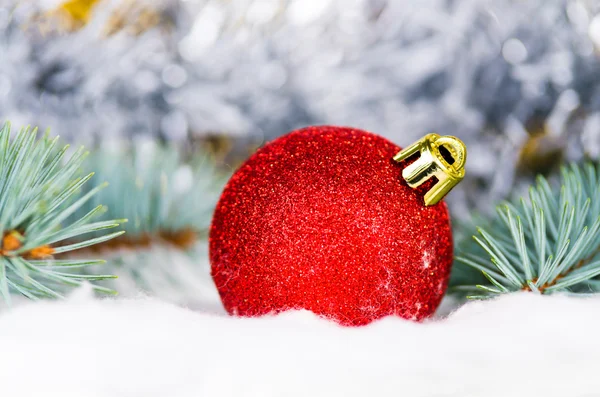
{"left": 2, "top": 0, "right": 600, "bottom": 216}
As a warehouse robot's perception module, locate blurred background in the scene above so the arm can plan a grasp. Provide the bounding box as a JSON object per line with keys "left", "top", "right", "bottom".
{"left": 3, "top": 0, "right": 600, "bottom": 211}
{"left": 2, "top": 0, "right": 600, "bottom": 306}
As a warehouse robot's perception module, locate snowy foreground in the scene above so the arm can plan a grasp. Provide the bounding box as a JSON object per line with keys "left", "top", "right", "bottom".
{"left": 1, "top": 288, "right": 599, "bottom": 397}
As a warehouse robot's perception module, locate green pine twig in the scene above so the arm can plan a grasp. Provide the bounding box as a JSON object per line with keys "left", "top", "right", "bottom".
{"left": 63, "top": 141, "right": 227, "bottom": 298}
{"left": 74, "top": 141, "right": 226, "bottom": 250}
{"left": 453, "top": 162, "right": 600, "bottom": 298}
{"left": 0, "top": 122, "right": 124, "bottom": 303}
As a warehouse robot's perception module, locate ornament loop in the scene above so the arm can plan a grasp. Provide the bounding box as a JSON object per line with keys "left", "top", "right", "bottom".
{"left": 393, "top": 133, "right": 467, "bottom": 206}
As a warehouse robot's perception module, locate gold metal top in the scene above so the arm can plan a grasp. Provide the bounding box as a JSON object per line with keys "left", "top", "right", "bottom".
{"left": 393, "top": 133, "right": 466, "bottom": 206}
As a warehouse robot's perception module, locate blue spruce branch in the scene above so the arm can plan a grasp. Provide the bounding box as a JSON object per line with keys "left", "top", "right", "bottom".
{"left": 453, "top": 162, "right": 600, "bottom": 297}
{"left": 0, "top": 122, "right": 125, "bottom": 303}
{"left": 68, "top": 141, "right": 227, "bottom": 299}
{"left": 74, "top": 141, "right": 226, "bottom": 250}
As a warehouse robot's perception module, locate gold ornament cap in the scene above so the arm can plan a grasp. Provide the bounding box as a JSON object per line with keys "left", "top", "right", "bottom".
{"left": 393, "top": 133, "right": 466, "bottom": 206}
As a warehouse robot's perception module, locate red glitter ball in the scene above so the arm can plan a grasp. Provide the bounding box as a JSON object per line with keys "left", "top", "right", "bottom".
{"left": 209, "top": 126, "right": 453, "bottom": 326}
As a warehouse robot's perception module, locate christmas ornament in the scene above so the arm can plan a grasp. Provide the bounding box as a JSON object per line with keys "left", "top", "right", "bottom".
{"left": 210, "top": 126, "right": 466, "bottom": 326}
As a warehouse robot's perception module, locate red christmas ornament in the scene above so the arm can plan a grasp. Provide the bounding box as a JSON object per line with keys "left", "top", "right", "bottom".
{"left": 210, "top": 126, "right": 466, "bottom": 326}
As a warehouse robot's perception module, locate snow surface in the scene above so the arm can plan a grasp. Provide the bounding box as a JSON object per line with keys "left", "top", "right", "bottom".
{"left": 1, "top": 287, "right": 599, "bottom": 397}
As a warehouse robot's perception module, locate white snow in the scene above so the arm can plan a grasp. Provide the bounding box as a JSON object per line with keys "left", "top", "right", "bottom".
{"left": 1, "top": 287, "right": 600, "bottom": 397}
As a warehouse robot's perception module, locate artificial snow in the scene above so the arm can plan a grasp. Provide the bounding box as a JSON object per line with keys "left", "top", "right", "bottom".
{"left": 1, "top": 287, "right": 599, "bottom": 397}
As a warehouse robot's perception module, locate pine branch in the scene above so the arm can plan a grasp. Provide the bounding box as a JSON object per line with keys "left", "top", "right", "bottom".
{"left": 452, "top": 162, "right": 600, "bottom": 298}
{"left": 0, "top": 122, "right": 124, "bottom": 303}
{"left": 73, "top": 141, "right": 226, "bottom": 251}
